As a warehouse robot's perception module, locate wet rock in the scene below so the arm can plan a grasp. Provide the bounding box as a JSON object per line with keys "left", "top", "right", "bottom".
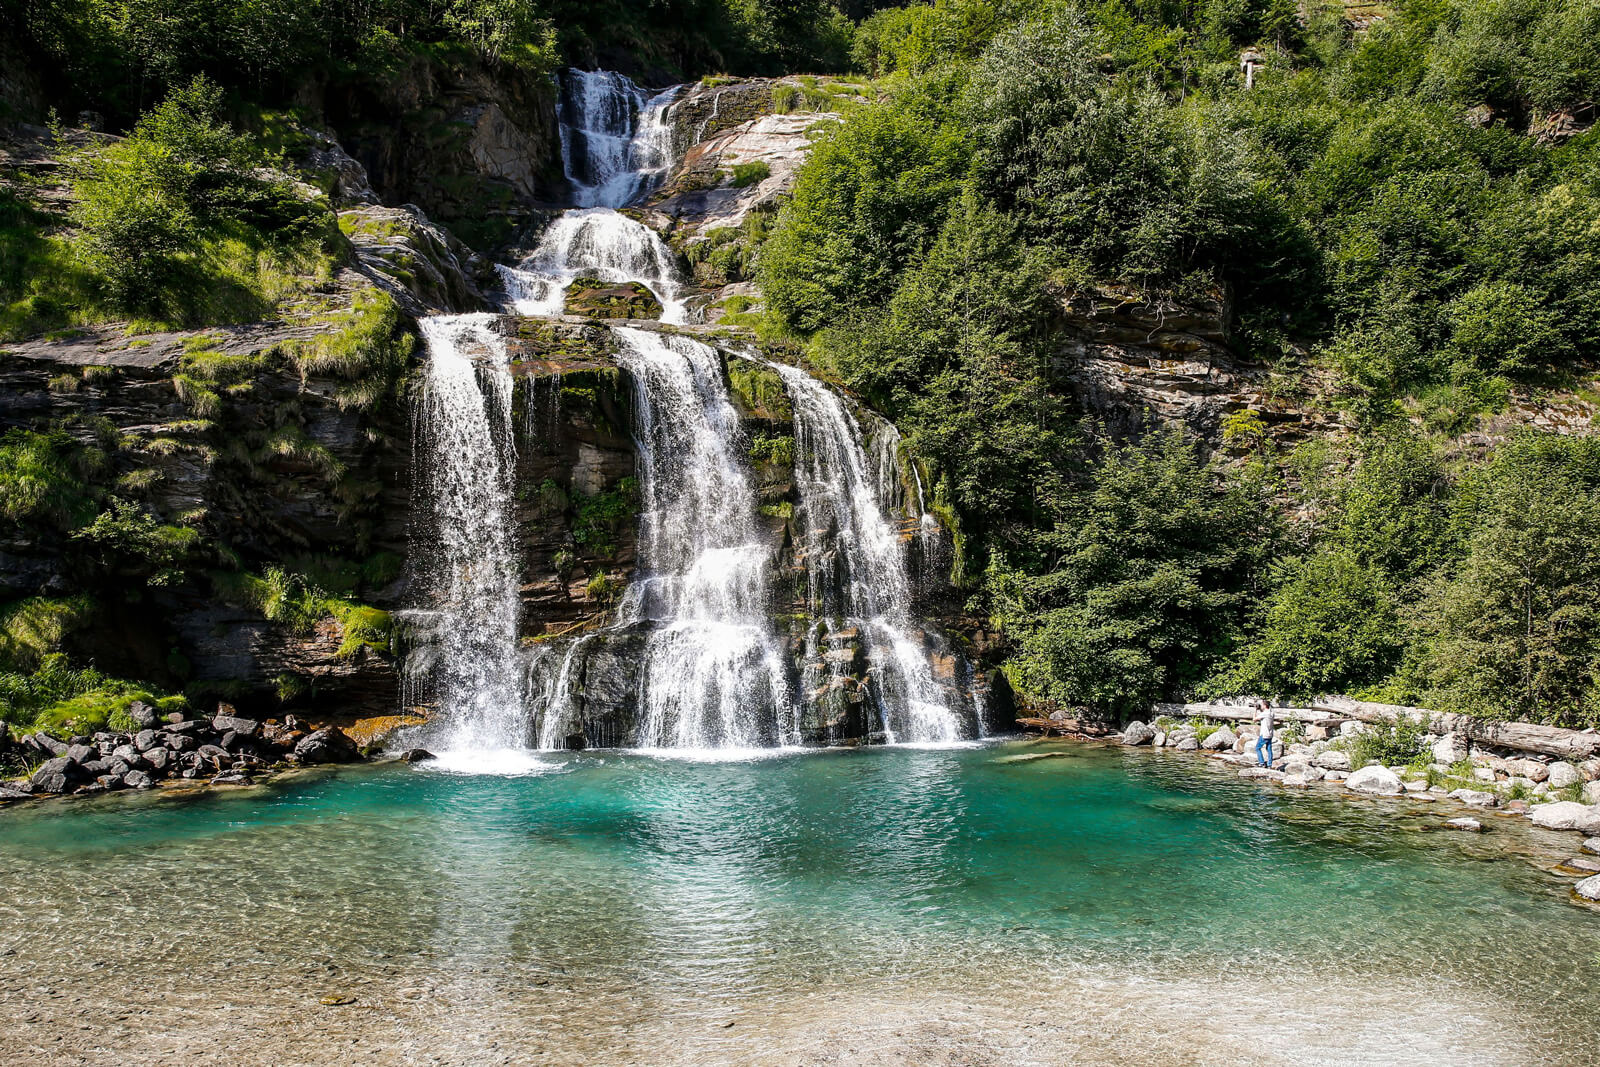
{"left": 1281, "top": 774, "right": 1313, "bottom": 788}
{"left": 1175, "top": 738, "right": 1199, "bottom": 751}
{"left": 96, "top": 774, "right": 125, "bottom": 791}
{"left": 0, "top": 785, "right": 32, "bottom": 800}
{"left": 211, "top": 773, "right": 252, "bottom": 785}
{"left": 1314, "top": 750, "right": 1351, "bottom": 772}
{"left": 1576, "top": 875, "right": 1600, "bottom": 901}
{"left": 1121, "top": 721, "right": 1155, "bottom": 746}
{"left": 1449, "top": 788, "right": 1499, "bottom": 808}
{"left": 1566, "top": 856, "right": 1600, "bottom": 873}
{"left": 293, "top": 727, "right": 361, "bottom": 764}
{"left": 1238, "top": 767, "right": 1283, "bottom": 780}
{"left": 1202, "top": 727, "right": 1236, "bottom": 751}
{"left": 400, "top": 748, "right": 436, "bottom": 763}
{"left": 1529, "top": 802, "right": 1600, "bottom": 834}
{"left": 1503, "top": 799, "right": 1531, "bottom": 814}
{"left": 1547, "top": 761, "right": 1581, "bottom": 789}
{"left": 1347, "top": 765, "right": 1404, "bottom": 796}
{"left": 1445, "top": 818, "right": 1484, "bottom": 832}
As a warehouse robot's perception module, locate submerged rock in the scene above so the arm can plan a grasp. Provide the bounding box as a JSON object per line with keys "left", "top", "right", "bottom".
{"left": 1449, "top": 788, "right": 1498, "bottom": 808}
{"left": 1445, "top": 818, "right": 1485, "bottom": 832}
{"left": 399, "top": 748, "right": 437, "bottom": 763}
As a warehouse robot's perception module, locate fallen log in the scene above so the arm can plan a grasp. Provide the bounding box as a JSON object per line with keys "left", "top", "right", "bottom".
{"left": 1310, "top": 696, "right": 1600, "bottom": 761}
{"left": 1015, "top": 716, "right": 1111, "bottom": 738}
{"left": 1152, "top": 702, "right": 1342, "bottom": 724}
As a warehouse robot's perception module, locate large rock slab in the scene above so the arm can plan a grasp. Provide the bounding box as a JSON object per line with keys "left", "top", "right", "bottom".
{"left": 1121, "top": 721, "right": 1155, "bottom": 746}
{"left": 1547, "top": 761, "right": 1581, "bottom": 789}
{"left": 1202, "top": 727, "right": 1236, "bottom": 751}
{"left": 293, "top": 727, "right": 361, "bottom": 765}
{"left": 1529, "top": 802, "right": 1600, "bottom": 834}
{"left": 1347, "top": 765, "right": 1404, "bottom": 796}
{"left": 1576, "top": 875, "right": 1600, "bottom": 901}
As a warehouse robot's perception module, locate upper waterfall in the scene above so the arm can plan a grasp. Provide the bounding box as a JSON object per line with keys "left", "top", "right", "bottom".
{"left": 557, "top": 69, "right": 680, "bottom": 209}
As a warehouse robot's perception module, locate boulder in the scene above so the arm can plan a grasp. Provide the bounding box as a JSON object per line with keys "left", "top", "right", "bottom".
{"left": 1347, "top": 765, "right": 1404, "bottom": 796}
{"left": 144, "top": 748, "right": 171, "bottom": 772}
{"left": 1582, "top": 837, "right": 1600, "bottom": 856}
{"left": 29, "top": 756, "right": 84, "bottom": 793}
{"left": 1576, "top": 875, "right": 1600, "bottom": 902}
{"left": 167, "top": 734, "right": 196, "bottom": 753}
{"left": 1340, "top": 721, "right": 1365, "bottom": 737}
{"left": 1444, "top": 818, "right": 1484, "bottom": 832}
{"left": 1314, "top": 750, "right": 1352, "bottom": 772}
{"left": 1506, "top": 758, "right": 1549, "bottom": 783}
{"left": 293, "top": 727, "right": 361, "bottom": 765}
{"left": 212, "top": 715, "right": 261, "bottom": 738}
{"left": 134, "top": 729, "right": 161, "bottom": 752}
{"left": 1528, "top": 802, "right": 1600, "bottom": 835}
{"left": 1304, "top": 725, "right": 1328, "bottom": 741}
{"left": 1202, "top": 727, "right": 1236, "bottom": 751}
{"left": 32, "top": 732, "right": 67, "bottom": 757}
{"left": 65, "top": 742, "right": 95, "bottom": 764}
{"left": 1584, "top": 781, "right": 1600, "bottom": 805}
{"left": 399, "top": 748, "right": 436, "bottom": 763}
{"left": 111, "top": 743, "right": 142, "bottom": 766}
{"left": 96, "top": 774, "right": 125, "bottom": 791}
{"left": 1551, "top": 760, "right": 1581, "bottom": 786}
{"left": 1121, "top": 721, "right": 1155, "bottom": 746}
{"left": 1403, "top": 779, "right": 1430, "bottom": 793}
{"left": 1175, "top": 738, "right": 1199, "bottom": 751}
{"left": 211, "top": 774, "right": 252, "bottom": 785}
{"left": 1281, "top": 773, "right": 1313, "bottom": 788}
{"left": 1238, "top": 767, "right": 1284, "bottom": 780}
{"left": 1448, "top": 789, "right": 1498, "bottom": 808}
{"left": 128, "top": 701, "right": 160, "bottom": 729}
{"left": 123, "top": 770, "right": 154, "bottom": 789}
{"left": 163, "top": 719, "right": 205, "bottom": 735}
{"left": 1152, "top": 730, "right": 1166, "bottom": 747}
{"left": 0, "top": 785, "right": 33, "bottom": 800}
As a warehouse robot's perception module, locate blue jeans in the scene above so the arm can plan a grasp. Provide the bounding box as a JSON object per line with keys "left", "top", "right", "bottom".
{"left": 1255, "top": 736, "right": 1274, "bottom": 766}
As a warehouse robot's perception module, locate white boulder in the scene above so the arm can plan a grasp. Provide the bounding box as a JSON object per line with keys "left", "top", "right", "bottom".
{"left": 1581, "top": 837, "right": 1600, "bottom": 856}
{"left": 1584, "top": 781, "right": 1600, "bottom": 805}
{"left": 1444, "top": 818, "right": 1484, "bottom": 832}
{"left": 1121, "top": 721, "right": 1155, "bottom": 746}
{"left": 1347, "top": 765, "right": 1405, "bottom": 796}
{"left": 1546, "top": 762, "right": 1580, "bottom": 789}
{"left": 1576, "top": 875, "right": 1600, "bottom": 902}
{"left": 1449, "top": 789, "right": 1499, "bottom": 808}
{"left": 1314, "top": 750, "right": 1352, "bottom": 772}
{"left": 1528, "top": 802, "right": 1600, "bottom": 835}
{"left": 1202, "top": 727, "right": 1236, "bottom": 751}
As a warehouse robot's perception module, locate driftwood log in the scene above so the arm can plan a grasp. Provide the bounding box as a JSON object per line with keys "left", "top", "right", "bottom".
{"left": 1015, "top": 717, "right": 1112, "bottom": 738}
{"left": 1148, "top": 697, "right": 1600, "bottom": 761}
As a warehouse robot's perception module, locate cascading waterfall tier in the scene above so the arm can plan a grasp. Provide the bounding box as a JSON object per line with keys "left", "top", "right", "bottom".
{"left": 499, "top": 210, "right": 688, "bottom": 324}
{"left": 608, "top": 328, "right": 793, "bottom": 749}
{"left": 557, "top": 69, "right": 680, "bottom": 209}
{"left": 763, "top": 361, "right": 967, "bottom": 744}
{"left": 411, "top": 314, "right": 526, "bottom": 751}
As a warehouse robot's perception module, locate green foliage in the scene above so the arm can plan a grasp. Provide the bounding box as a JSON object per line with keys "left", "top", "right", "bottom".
{"left": 0, "top": 429, "right": 104, "bottom": 529}
{"left": 1348, "top": 716, "right": 1428, "bottom": 769}
{"left": 991, "top": 427, "right": 1278, "bottom": 717}
{"left": 748, "top": 433, "right": 795, "bottom": 466}
{"left": 0, "top": 652, "right": 186, "bottom": 733}
{"left": 571, "top": 477, "right": 640, "bottom": 557}
{"left": 287, "top": 289, "right": 416, "bottom": 412}
{"left": 70, "top": 499, "right": 203, "bottom": 588}
{"left": 211, "top": 565, "right": 393, "bottom": 657}
{"left": 1406, "top": 433, "right": 1600, "bottom": 726}
{"left": 66, "top": 76, "right": 338, "bottom": 324}
{"left": 0, "top": 596, "right": 92, "bottom": 673}
{"left": 730, "top": 160, "right": 772, "bottom": 187}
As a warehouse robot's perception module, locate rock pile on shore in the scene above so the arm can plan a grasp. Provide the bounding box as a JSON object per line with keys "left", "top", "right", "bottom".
{"left": 0, "top": 703, "right": 363, "bottom": 801}
{"left": 1115, "top": 717, "right": 1600, "bottom": 903}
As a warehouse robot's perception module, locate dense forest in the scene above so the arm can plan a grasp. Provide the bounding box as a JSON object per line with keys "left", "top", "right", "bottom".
{"left": 2, "top": 0, "right": 1599, "bottom": 735}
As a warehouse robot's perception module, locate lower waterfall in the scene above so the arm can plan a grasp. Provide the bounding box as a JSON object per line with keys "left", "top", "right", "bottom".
{"left": 412, "top": 314, "right": 526, "bottom": 753}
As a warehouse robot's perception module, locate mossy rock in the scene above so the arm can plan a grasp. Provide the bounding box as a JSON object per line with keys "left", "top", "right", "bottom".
{"left": 562, "top": 278, "right": 662, "bottom": 320}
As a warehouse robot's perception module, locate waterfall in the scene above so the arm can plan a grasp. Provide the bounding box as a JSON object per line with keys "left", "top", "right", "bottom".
{"left": 558, "top": 70, "right": 679, "bottom": 210}
{"left": 499, "top": 210, "right": 688, "bottom": 324}
{"left": 408, "top": 68, "right": 980, "bottom": 758}
{"left": 501, "top": 70, "right": 689, "bottom": 323}
{"left": 763, "top": 362, "right": 964, "bottom": 744}
{"left": 413, "top": 314, "right": 526, "bottom": 751}
{"left": 610, "top": 327, "right": 793, "bottom": 750}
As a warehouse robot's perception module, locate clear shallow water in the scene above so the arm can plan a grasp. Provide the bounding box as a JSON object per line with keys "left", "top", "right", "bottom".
{"left": 2, "top": 742, "right": 1597, "bottom": 1066}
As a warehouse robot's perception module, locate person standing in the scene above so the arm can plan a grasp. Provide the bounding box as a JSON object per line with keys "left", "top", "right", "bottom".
{"left": 1254, "top": 699, "right": 1276, "bottom": 767}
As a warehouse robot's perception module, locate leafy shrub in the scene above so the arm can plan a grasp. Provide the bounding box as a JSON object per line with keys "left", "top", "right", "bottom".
{"left": 0, "top": 429, "right": 104, "bottom": 529}
{"left": 1348, "top": 716, "right": 1427, "bottom": 768}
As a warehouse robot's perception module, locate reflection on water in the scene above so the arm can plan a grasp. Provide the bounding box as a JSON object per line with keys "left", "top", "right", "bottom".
{"left": 0, "top": 743, "right": 1597, "bottom": 1065}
